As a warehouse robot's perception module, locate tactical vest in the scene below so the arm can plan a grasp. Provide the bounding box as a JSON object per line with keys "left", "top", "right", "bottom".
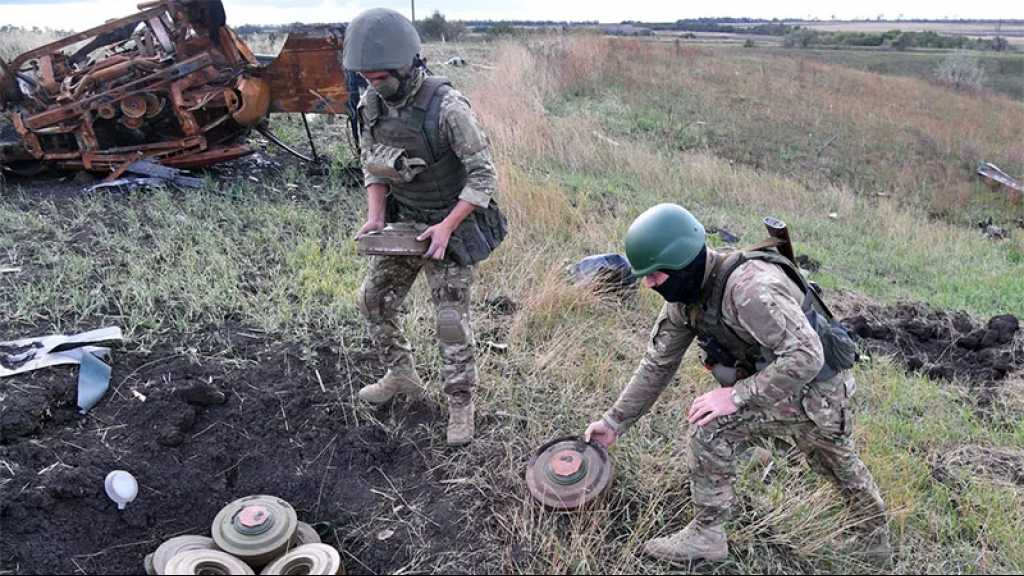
{"left": 363, "top": 76, "right": 507, "bottom": 266}
{"left": 691, "top": 250, "right": 857, "bottom": 383}
{"left": 364, "top": 76, "right": 466, "bottom": 210}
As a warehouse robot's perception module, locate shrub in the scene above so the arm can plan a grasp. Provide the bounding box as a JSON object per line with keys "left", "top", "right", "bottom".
{"left": 936, "top": 50, "right": 987, "bottom": 92}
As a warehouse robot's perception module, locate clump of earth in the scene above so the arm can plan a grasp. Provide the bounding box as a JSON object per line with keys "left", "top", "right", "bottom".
{"left": 840, "top": 303, "right": 1021, "bottom": 390}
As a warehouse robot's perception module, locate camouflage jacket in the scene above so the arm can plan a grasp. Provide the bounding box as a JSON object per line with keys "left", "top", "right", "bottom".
{"left": 358, "top": 69, "right": 498, "bottom": 209}
{"left": 603, "top": 249, "right": 826, "bottom": 433}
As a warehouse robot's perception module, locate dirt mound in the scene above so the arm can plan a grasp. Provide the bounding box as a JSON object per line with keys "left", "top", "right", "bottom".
{"left": 840, "top": 303, "right": 1022, "bottom": 389}
{"left": 0, "top": 332, "right": 494, "bottom": 574}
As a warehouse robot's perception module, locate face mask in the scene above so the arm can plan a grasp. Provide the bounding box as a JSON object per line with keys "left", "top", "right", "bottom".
{"left": 651, "top": 246, "right": 707, "bottom": 304}
{"left": 374, "top": 74, "right": 403, "bottom": 101}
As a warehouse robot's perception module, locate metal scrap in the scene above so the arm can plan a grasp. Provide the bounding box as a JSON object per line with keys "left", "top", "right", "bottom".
{"left": 0, "top": 326, "right": 123, "bottom": 413}
{"left": 0, "top": 1, "right": 349, "bottom": 176}
{"left": 977, "top": 161, "right": 1024, "bottom": 196}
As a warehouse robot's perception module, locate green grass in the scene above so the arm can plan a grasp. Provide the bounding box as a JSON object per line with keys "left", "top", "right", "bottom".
{"left": 775, "top": 47, "right": 1024, "bottom": 101}
{"left": 0, "top": 177, "right": 368, "bottom": 349}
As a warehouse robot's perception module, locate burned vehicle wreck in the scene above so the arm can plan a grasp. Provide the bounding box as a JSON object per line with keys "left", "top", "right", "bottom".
{"left": 0, "top": 0, "right": 349, "bottom": 176}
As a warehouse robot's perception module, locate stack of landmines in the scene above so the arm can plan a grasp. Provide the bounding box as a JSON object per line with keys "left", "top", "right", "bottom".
{"left": 143, "top": 495, "right": 343, "bottom": 575}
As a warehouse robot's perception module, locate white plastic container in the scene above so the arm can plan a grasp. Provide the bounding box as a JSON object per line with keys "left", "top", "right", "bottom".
{"left": 104, "top": 470, "right": 138, "bottom": 510}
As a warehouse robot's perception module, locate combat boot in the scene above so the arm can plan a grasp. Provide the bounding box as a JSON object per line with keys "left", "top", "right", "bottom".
{"left": 843, "top": 525, "right": 892, "bottom": 567}
{"left": 643, "top": 519, "right": 728, "bottom": 564}
{"left": 446, "top": 394, "right": 474, "bottom": 447}
{"left": 358, "top": 368, "right": 423, "bottom": 404}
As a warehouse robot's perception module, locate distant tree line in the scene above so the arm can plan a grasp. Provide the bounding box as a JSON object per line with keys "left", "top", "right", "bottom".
{"left": 0, "top": 24, "right": 74, "bottom": 35}
{"left": 783, "top": 29, "right": 1014, "bottom": 51}
{"left": 632, "top": 19, "right": 798, "bottom": 36}
{"left": 415, "top": 11, "right": 466, "bottom": 41}
{"left": 234, "top": 23, "right": 344, "bottom": 35}
{"left": 230, "top": 18, "right": 1015, "bottom": 53}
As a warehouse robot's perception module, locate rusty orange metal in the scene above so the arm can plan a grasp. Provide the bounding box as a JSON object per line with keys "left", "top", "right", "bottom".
{"left": 1, "top": 0, "right": 353, "bottom": 175}
{"left": 265, "top": 29, "right": 348, "bottom": 115}
{"left": 232, "top": 77, "right": 271, "bottom": 128}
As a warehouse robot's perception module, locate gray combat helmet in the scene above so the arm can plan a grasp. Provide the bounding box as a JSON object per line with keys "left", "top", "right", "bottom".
{"left": 343, "top": 8, "right": 422, "bottom": 71}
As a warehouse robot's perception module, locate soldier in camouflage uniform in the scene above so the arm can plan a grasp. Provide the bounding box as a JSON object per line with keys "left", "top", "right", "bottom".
{"left": 343, "top": 8, "right": 506, "bottom": 446}
{"left": 585, "top": 204, "right": 889, "bottom": 564}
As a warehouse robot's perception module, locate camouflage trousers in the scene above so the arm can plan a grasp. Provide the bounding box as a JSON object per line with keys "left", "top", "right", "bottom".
{"left": 358, "top": 254, "right": 477, "bottom": 398}
{"left": 688, "top": 370, "right": 887, "bottom": 532}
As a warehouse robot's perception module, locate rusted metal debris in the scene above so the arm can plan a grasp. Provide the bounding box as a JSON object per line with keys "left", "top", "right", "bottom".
{"left": 0, "top": 0, "right": 348, "bottom": 176}
{"left": 977, "top": 161, "right": 1024, "bottom": 199}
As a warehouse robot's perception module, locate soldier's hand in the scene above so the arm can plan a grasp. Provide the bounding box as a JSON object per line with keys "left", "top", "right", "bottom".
{"left": 418, "top": 223, "right": 454, "bottom": 260}
{"left": 354, "top": 219, "right": 385, "bottom": 240}
{"left": 687, "top": 387, "right": 739, "bottom": 427}
{"left": 584, "top": 419, "right": 618, "bottom": 449}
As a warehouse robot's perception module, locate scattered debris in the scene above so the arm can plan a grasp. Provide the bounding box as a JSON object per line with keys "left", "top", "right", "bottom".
{"left": 444, "top": 57, "right": 467, "bottom": 67}
{"left": 568, "top": 253, "right": 638, "bottom": 298}
{"left": 977, "top": 161, "right": 1024, "bottom": 198}
{"left": 376, "top": 529, "right": 395, "bottom": 541}
{"left": 485, "top": 295, "right": 518, "bottom": 315}
{"left": 484, "top": 341, "right": 509, "bottom": 354}
{"left": 977, "top": 217, "right": 1010, "bottom": 241}
{"left": 0, "top": 1, "right": 348, "bottom": 175}
{"left": 706, "top": 226, "right": 740, "bottom": 244}
{"left": 0, "top": 267, "right": 21, "bottom": 274}
{"left": 0, "top": 326, "right": 123, "bottom": 413}
{"left": 828, "top": 212, "right": 839, "bottom": 220}
{"left": 103, "top": 470, "right": 138, "bottom": 510}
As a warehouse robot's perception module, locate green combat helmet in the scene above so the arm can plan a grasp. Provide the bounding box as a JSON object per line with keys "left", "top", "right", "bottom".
{"left": 343, "top": 8, "right": 421, "bottom": 71}
{"left": 624, "top": 203, "right": 706, "bottom": 276}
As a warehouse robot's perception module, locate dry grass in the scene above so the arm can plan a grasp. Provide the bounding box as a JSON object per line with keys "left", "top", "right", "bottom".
{"left": 437, "top": 35, "right": 1024, "bottom": 574}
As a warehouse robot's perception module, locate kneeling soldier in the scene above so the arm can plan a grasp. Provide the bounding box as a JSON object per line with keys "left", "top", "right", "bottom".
{"left": 585, "top": 203, "right": 889, "bottom": 564}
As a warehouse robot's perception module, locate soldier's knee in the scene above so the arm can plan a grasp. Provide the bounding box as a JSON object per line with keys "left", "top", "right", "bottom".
{"left": 358, "top": 283, "right": 381, "bottom": 320}
{"left": 436, "top": 304, "right": 468, "bottom": 344}
{"left": 689, "top": 424, "right": 736, "bottom": 468}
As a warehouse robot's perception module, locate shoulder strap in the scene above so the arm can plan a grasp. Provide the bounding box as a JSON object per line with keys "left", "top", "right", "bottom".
{"left": 740, "top": 248, "right": 836, "bottom": 321}
{"left": 406, "top": 76, "right": 452, "bottom": 162}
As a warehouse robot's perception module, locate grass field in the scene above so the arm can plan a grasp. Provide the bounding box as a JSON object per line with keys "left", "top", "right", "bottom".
{"left": 2, "top": 30, "right": 1024, "bottom": 574}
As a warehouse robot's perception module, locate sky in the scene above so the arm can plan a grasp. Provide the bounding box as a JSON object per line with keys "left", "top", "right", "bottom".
{"left": 0, "top": 0, "right": 1020, "bottom": 31}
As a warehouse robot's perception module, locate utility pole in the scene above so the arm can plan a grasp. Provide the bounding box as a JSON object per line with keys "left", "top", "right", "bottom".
{"left": 411, "top": 0, "right": 416, "bottom": 22}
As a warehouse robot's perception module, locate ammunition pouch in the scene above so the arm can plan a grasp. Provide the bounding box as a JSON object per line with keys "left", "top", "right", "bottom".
{"left": 389, "top": 199, "right": 507, "bottom": 267}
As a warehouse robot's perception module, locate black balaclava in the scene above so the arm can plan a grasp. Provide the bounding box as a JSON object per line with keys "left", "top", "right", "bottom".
{"left": 651, "top": 246, "right": 708, "bottom": 304}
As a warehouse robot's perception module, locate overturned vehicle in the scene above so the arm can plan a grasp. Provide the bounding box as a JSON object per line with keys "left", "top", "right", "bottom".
{"left": 0, "top": 0, "right": 349, "bottom": 176}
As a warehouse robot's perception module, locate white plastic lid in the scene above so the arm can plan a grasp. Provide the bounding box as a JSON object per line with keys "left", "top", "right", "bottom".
{"left": 104, "top": 470, "right": 139, "bottom": 510}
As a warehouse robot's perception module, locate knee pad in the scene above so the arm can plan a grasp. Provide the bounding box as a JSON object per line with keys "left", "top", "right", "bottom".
{"left": 358, "top": 283, "right": 380, "bottom": 320}
{"left": 437, "top": 305, "right": 467, "bottom": 344}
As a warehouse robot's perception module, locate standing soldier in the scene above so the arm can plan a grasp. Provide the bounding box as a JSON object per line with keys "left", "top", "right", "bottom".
{"left": 344, "top": 8, "right": 506, "bottom": 446}
{"left": 585, "top": 204, "right": 889, "bottom": 564}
